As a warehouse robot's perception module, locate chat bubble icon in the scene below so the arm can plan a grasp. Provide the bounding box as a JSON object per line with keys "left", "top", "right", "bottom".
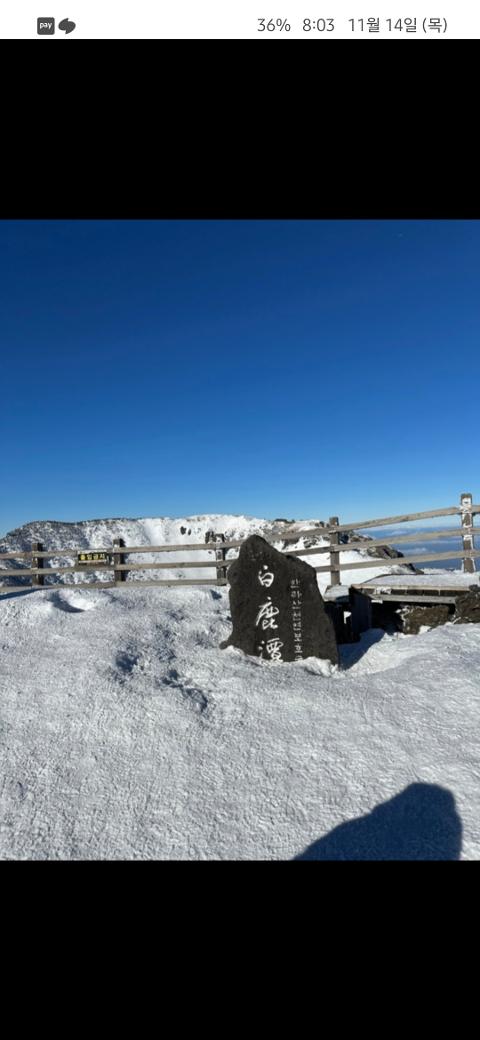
{"left": 58, "top": 17, "right": 76, "bottom": 33}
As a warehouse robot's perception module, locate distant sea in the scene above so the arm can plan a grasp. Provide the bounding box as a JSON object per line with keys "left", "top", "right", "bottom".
{"left": 368, "top": 526, "right": 477, "bottom": 572}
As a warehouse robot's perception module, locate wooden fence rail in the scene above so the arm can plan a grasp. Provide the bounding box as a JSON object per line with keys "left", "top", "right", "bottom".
{"left": 0, "top": 493, "right": 477, "bottom": 593}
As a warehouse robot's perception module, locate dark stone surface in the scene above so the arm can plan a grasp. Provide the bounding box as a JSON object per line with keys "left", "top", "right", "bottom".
{"left": 398, "top": 603, "right": 452, "bottom": 635}
{"left": 371, "top": 600, "right": 403, "bottom": 633}
{"left": 220, "top": 535, "right": 338, "bottom": 665}
{"left": 373, "top": 586, "right": 480, "bottom": 636}
{"left": 324, "top": 602, "right": 350, "bottom": 644}
{"left": 453, "top": 586, "right": 480, "bottom": 625}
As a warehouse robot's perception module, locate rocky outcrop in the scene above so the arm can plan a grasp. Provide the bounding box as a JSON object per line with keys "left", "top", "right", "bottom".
{"left": 396, "top": 586, "right": 480, "bottom": 634}
{"left": 398, "top": 604, "right": 453, "bottom": 635}
{"left": 341, "top": 532, "right": 419, "bottom": 571}
{"left": 453, "top": 587, "right": 480, "bottom": 625}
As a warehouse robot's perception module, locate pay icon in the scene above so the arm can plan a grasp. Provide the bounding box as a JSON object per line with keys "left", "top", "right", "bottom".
{"left": 37, "top": 17, "right": 55, "bottom": 32}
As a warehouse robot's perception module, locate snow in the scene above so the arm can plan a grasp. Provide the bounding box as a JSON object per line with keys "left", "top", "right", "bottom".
{"left": 2, "top": 578, "right": 480, "bottom": 860}
{"left": 0, "top": 513, "right": 417, "bottom": 591}
{"left": 1, "top": 513, "right": 479, "bottom": 860}
{"left": 355, "top": 571, "right": 480, "bottom": 590}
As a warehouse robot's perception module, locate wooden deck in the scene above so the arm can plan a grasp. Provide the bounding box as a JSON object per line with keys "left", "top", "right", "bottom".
{"left": 351, "top": 572, "right": 480, "bottom": 603}
{"left": 324, "top": 572, "right": 480, "bottom": 641}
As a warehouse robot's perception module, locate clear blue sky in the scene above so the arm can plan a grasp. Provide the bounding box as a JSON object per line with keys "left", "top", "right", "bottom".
{"left": 1, "top": 220, "right": 479, "bottom": 535}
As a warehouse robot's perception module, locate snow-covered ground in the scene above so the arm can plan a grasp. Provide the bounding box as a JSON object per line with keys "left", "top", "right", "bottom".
{"left": 1, "top": 576, "right": 480, "bottom": 860}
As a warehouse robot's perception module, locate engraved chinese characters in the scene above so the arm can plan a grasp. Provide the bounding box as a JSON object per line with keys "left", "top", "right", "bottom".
{"left": 220, "top": 535, "right": 338, "bottom": 665}
{"left": 290, "top": 577, "right": 303, "bottom": 660}
{"left": 256, "top": 564, "right": 284, "bottom": 660}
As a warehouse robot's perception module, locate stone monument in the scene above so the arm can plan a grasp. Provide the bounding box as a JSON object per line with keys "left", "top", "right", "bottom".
{"left": 220, "top": 534, "right": 338, "bottom": 665}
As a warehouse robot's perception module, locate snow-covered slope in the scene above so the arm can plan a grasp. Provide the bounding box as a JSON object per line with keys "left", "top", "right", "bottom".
{"left": 1, "top": 581, "right": 480, "bottom": 859}
{"left": 0, "top": 513, "right": 416, "bottom": 593}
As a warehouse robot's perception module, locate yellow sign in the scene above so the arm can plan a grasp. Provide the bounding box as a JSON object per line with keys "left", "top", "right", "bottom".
{"left": 77, "top": 552, "right": 110, "bottom": 564}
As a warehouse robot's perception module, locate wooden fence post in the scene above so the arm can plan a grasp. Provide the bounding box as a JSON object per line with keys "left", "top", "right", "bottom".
{"left": 113, "top": 538, "right": 127, "bottom": 583}
{"left": 214, "top": 533, "right": 227, "bottom": 585}
{"left": 329, "top": 517, "right": 341, "bottom": 587}
{"left": 31, "top": 542, "right": 44, "bottom": 587}
{"left": 460, "top": 493, "right": 476, "bottom": 574}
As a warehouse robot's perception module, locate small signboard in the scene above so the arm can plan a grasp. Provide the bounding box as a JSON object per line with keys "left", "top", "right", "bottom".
{"left": 77, "top": 552, "right": 111, "bottom": 565}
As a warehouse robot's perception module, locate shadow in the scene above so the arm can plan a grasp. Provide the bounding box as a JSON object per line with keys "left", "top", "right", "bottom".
{"left": 49, "top": 591, "right": 84, "bottom": 613}
{"left": 294, "top": 784, "right": 462, "bottom": 861}
{"left": 0, "top": 588, "right": 38, "bottom": 601}
{"left": 115, "top": 649, "right": 140, "bottom": 676}
{"left": 339, "top": 628, "right": 388, "bottom": 669}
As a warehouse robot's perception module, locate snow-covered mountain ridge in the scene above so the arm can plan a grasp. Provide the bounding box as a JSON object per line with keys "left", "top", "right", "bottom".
{"left": 0, "top": 513, "right": 415, "bottom": 591}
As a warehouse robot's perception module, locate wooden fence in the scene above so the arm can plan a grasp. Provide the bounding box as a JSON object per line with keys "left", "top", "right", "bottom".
{"left": 0, "top": 493, "right": 478, "bottom": 594}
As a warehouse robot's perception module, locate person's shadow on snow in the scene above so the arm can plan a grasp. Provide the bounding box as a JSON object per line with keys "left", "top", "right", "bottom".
{"left": 294, "top": 783, "right": 462, "bottom": 861}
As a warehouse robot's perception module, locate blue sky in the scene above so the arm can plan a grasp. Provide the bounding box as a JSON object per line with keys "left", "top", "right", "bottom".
{"left": 1, "top": 220, "right": 479, "bottom": 535}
